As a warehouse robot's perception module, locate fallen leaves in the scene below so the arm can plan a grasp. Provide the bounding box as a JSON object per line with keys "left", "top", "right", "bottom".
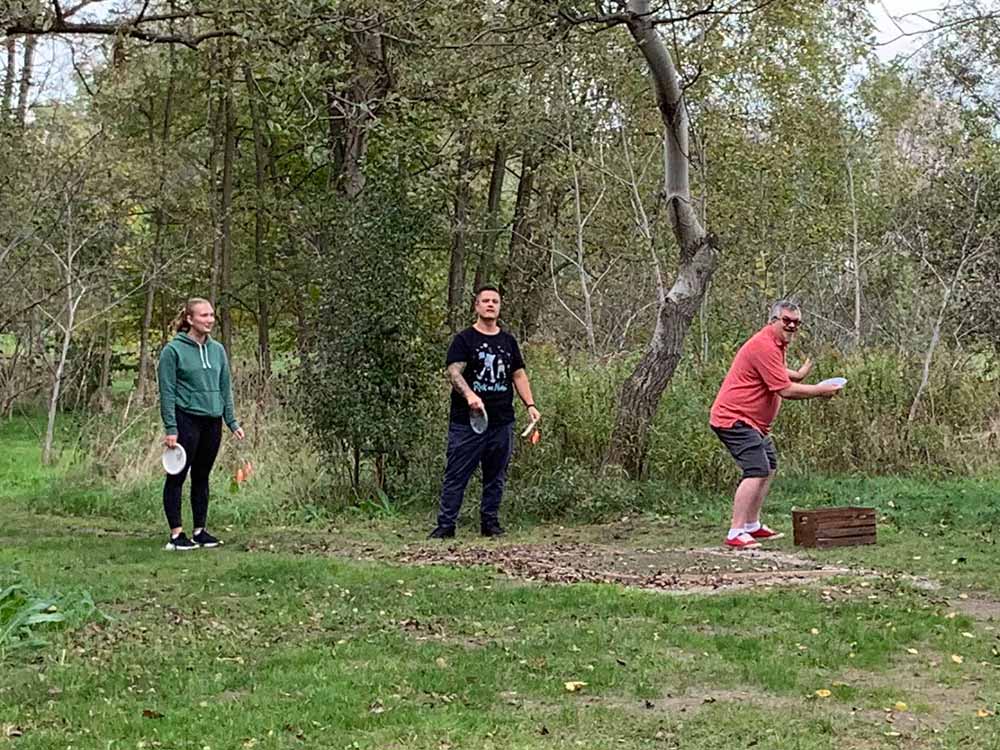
{"left": 564, "top": 681, "right": 588, "bottom": 692}
{"left": 815, "top": 689, "right": 832, "bottom": 698}
{"left": 951, "top": 654, "right": 964, "bottom": 664}
{"left": 141, "top": 709, "right": 164, "bottom": 719}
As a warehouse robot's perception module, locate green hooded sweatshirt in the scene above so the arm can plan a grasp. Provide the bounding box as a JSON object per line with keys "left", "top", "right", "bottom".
{"left": 158, "top": 332, "right": 239, "bottom": 436}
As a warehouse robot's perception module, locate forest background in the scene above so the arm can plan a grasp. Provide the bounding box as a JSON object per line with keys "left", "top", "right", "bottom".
{"left": 4, "top": 0, "right": 1000, "bottom": 526}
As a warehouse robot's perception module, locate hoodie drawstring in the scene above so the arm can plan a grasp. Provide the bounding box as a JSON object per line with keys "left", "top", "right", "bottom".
{"left": 198, "top": 341, "right": 212, "bottom": 369}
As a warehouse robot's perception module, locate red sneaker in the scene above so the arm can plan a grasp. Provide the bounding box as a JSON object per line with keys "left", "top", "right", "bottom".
{"left": 748, "top": 525, "right": 784, "bottom": 541}
{"left": 724, "top": 533, "right": 761, "bottom": 550}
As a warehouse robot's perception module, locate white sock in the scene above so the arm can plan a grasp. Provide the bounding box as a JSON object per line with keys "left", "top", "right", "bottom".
{"left": 727, "top": 528, "right": 745, "bottom": 540}
{"left": 744, "top": 521, "right": 761, "bottom": 533}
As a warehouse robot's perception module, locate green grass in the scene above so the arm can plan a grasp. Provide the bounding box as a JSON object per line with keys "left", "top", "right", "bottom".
{"left": 2, "top": 416, "right": 1000, "bottom": 748}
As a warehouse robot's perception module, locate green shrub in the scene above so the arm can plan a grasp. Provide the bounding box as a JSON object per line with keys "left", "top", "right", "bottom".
{"left": 0, "top": 570, "right": 103, "bottom": 657}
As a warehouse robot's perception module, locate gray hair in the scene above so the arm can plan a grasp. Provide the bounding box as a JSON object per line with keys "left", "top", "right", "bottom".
{"left": 769, "top": 300, "right": 800, "bottom": 320}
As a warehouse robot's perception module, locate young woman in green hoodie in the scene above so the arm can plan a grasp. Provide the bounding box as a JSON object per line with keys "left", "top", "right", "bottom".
{"left": 158, "top": 298, "right": 245, "bottom": 551}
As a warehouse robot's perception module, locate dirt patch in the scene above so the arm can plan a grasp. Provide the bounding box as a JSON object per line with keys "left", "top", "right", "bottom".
{"left": 398, "top": 542, "right": 849, "bottom": 593}
{"left": 396, "top": 617, "right": 489, "bottom": 649}
{"left": 837, "top": 663, "right": 994, "bottom": 729}
{"left": 952, "top": 597, "right": 1000, "bottom": 622}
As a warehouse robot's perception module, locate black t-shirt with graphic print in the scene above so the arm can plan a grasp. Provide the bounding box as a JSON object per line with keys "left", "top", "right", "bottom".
{"left": 446, "top": 327, "right": 526, "bottom": 426}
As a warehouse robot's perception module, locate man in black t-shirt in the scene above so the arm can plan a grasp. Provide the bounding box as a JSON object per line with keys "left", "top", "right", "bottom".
{"left": 429, "top": 286, "right": 542, "bottom": 539}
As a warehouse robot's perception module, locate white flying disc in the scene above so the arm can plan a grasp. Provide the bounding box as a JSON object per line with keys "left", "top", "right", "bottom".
{"left": 521, "top": 417, "right": 540, "bottom": 438}
{"left": 470, "top": 409, "right": 488, "bottom": 435}
{"left": 161, "top": 444, "right": 187, "bottom": 475}
{"left": 818, "top": 377, "right": 847, "bottom": 388}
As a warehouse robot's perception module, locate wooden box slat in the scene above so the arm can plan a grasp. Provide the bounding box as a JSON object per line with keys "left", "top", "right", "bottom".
{"left": 815, "top": 534, "right": 876, "bottom": 548}
{"left": 817, "top": 522, "right": 876, "bottom": 536}
{"left": 793, "top": 506, "right": 876, "bottom": 548}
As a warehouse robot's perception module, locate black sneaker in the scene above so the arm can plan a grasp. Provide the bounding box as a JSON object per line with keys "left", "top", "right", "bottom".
{"left": 165, "top": 532, "right": 199, "bottom": 551}
{"left": 428, "top": 526, "right": 455, "bottom": 539}
{"left": 192, "top": 530, "right": 222, "bottom": 548}
{"left": 480, "top": 522, "right": 505, "bottom": 538}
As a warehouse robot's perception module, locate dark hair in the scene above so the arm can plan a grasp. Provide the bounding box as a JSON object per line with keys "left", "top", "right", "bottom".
{"left": 474, "top": 285, "right": 502, "bottom": 300}
{"left": 172, "top": 298, "right": 212, "bottom": 333}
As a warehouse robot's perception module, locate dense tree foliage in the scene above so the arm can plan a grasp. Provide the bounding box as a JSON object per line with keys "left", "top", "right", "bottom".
{"left": 3, "top": 1, "right": 1000, "bottom": 486}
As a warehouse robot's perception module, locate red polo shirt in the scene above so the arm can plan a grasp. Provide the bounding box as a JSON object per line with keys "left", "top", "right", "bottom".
{"left": 709, "top": 326, "right": 792, "bottom": 435}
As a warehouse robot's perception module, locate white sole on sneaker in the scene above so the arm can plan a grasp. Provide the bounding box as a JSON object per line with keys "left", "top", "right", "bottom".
{"left": 165, "top": 542, "right": 200, "bottom": 551}
{"left": 198, "top": 542, "right": 221, "bottom": 548}
{"left": 752, "top": 532, "right": 784, "bottom": 541}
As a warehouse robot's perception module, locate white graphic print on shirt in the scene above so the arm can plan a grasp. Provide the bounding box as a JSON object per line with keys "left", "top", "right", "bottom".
{"left": 473, "top": 342, "right": 512, "bottom": 394}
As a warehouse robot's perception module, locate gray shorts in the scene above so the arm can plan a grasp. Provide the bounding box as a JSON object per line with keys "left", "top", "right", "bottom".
{"left": 712, "top": 421, "right": 778, "bottom": 480}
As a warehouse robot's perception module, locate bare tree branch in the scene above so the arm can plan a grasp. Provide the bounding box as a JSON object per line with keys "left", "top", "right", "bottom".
{"left": 5, "top": 5, "right": 240, "bottom": 49}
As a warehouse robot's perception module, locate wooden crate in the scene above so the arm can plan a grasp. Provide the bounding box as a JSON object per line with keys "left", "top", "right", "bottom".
{"left": 792, "top": 506, "right": 876, "bottom": 548}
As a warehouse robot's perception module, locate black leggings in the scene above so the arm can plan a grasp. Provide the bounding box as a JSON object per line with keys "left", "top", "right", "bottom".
{"left": 163, "top": 409, "right": 222, "bottom": 530}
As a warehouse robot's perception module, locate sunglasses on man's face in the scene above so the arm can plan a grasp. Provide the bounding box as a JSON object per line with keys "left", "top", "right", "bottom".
{"left": 779, "top": 316, "right": 802, "bottom": 329}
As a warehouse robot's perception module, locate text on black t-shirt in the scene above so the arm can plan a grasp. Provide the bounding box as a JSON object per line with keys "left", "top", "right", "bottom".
{"left": 445, "top": 327, "right": 525, "bottom": 426}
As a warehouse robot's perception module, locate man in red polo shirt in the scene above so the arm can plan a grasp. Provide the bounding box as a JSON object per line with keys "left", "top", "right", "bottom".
{"left": 710, "top": 301, "right": 843, "bottom": 549}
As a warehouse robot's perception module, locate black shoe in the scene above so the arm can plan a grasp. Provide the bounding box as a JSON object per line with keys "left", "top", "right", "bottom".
{"left": 480, "top": 522, "right": 505, "bottom": 538}
{"left": 165, "top": 532, "right": 199, "bottom": 551}
{"left": 428, "top": 526, "right": 455, "bottom": 539}
{"left": 192, "top": 530, "right": 222, "bottom": 548}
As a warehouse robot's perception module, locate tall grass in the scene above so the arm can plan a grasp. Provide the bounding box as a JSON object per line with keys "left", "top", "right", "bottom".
{"left": 16, "top": 343, "right": 1000, "bottom": 525}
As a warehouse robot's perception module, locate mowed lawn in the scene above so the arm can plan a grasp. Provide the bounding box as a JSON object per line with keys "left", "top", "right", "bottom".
{"left": 2, "top": 421, "right": 999, "bottom": 749}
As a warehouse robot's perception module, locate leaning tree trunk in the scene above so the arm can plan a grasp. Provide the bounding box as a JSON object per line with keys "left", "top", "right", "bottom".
{"left": 603, "top": 1, "right": 721, "bottom": 477}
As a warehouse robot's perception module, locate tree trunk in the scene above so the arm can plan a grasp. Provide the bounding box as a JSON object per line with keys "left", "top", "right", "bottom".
{"left": 43, "top": 247, "right": 84, "bottom": 465}
{"left": 136, "top": 228, "right": 158, "bottom": 404}
{"left": 244, "top": 62, "right": 272, "bottom": 380}
{"left": 568, "top": 132, "right": 597, "bottom": 354}
{"left": 324, "top": 18, "right": 393, "bottom": 200}
{"left": 15, "top": 35, "right": 35, "bottom": 126}
{"left": 474, "top": 142, "right": 507, "bottom": 290}
{"left": 219, "top": 61, "right": 236, "bottom": 354}
{"left": 522, "top": 183, "right": 564, "bottom": 341}
{"left": 846, "top": 158, "right": 862, "bottom": 349}
{"left": 447, "top": 132, "right": 473, "bottom": 331}
{"left": 137, "top": 50, "right": 177, "bottom": 404}
{"left": 603, "top": 1, "right": 721, "bottom": 477}
{"left": 3, "top": 37, "right": 16, "bottom": 119}
{"left": 908, "top": 248, "right": 975, "bottom": 424}
{"left": 43, "top": 311, "right": 73, "bottom": 465}
{"left": 96, "top": 321, "right": 113, "bottom": 413}
{"left": 501, "top": 152, "right": 537, "bottom": 336}
{"left": 207, "top": 49, "right": 222, "bottom": 305}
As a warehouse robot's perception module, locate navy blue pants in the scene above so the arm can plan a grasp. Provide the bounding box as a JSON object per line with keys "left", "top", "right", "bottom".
{"left": 437, "top": 421, "right": 514, "bottom": 529}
